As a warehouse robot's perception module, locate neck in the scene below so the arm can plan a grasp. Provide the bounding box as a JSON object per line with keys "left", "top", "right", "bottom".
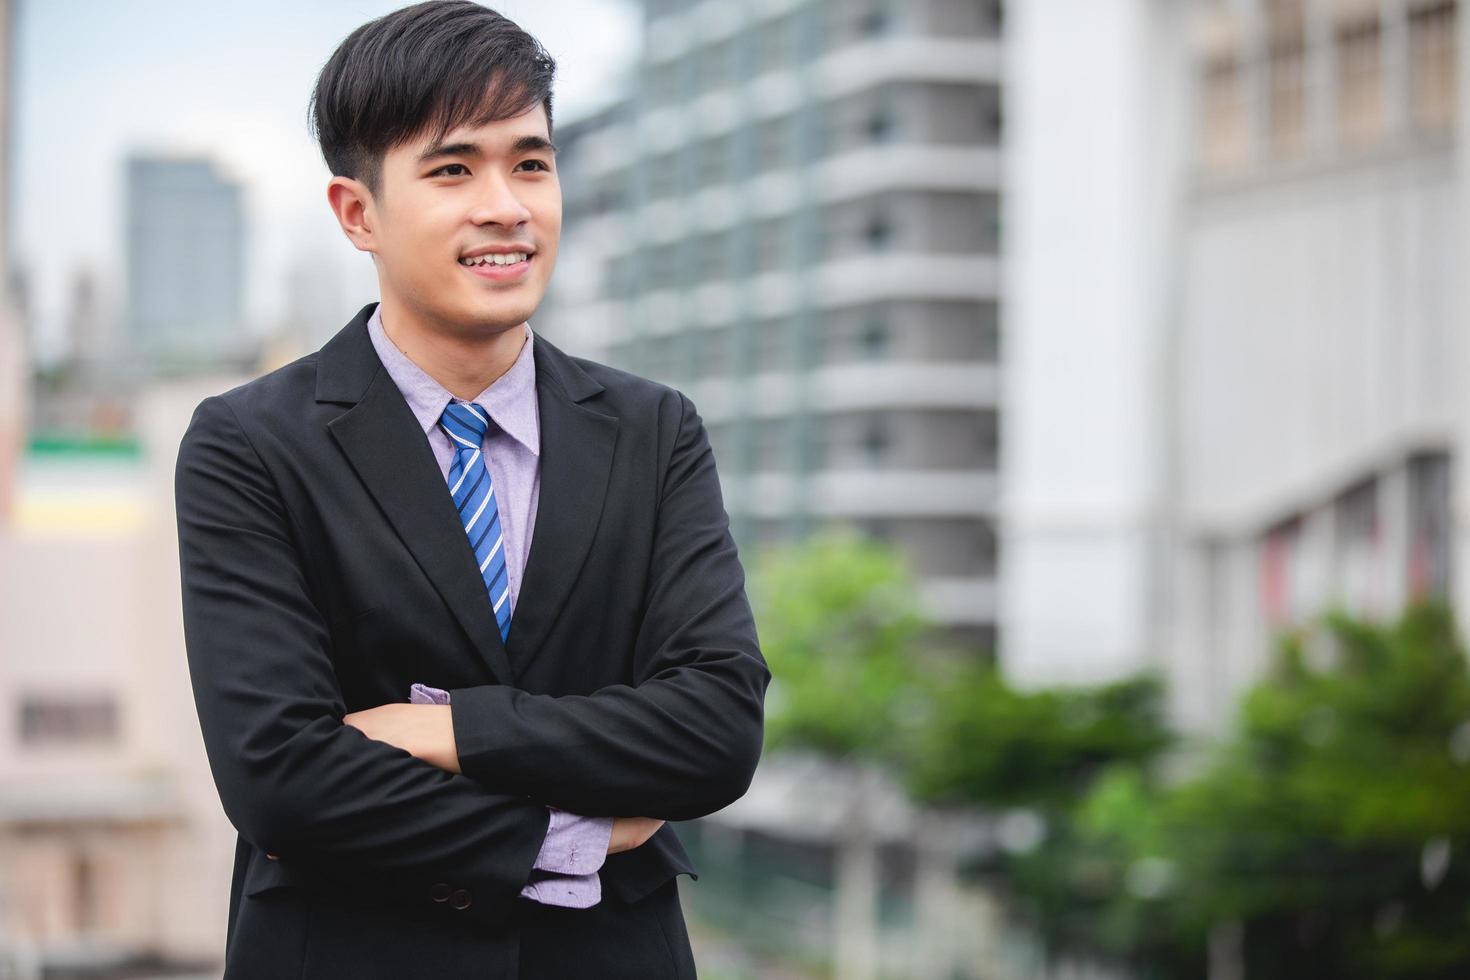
{"left": 376, "top": 297, "right": 527, "bottom": 401}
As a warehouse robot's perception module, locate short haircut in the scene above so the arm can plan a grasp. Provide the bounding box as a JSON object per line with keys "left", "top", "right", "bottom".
{"left": 309, "top": 1, "right": 557, "bottom": 197}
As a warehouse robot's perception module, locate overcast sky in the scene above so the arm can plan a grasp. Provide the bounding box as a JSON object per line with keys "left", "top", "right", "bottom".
{"left": 12, "top": 0, "right": 642, "bottom": 359}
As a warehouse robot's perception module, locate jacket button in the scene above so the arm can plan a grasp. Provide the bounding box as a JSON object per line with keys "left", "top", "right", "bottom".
{"left": 265, "top": 853, "right": 280, "bottom": 861}
{"left": 430, "top": 882, "right": 452, "bottom": 902}
{"left": 450, "top": 888, "right": 472, "bottom": 910}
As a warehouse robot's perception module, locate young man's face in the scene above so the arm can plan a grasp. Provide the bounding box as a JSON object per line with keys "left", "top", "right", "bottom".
{"left": 366, "top": 100, "right": 561, "bottom": 337}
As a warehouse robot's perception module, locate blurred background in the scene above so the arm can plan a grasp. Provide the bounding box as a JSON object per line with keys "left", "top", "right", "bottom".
{"left": 1, "top": 0, "right": 1468, "bottom": 977}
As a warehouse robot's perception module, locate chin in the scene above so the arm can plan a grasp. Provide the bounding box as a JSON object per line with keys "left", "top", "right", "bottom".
{"left": 458, "top": 307, "right": 534, "bottom": 332}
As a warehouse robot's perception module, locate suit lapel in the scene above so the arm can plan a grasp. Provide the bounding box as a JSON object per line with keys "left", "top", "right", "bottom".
{"left": 324, "top": 338, "right": 517, "bottom": 685}
{"left": 506, "top": 338, "right": 618, "bottom": 678}
{"left": 315, "top": 304, "right": 618, "bottom": 686}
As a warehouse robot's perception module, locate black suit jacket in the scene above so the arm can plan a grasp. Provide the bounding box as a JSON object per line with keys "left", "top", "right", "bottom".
{"left": 175, "top": 302, "right": 770, "bottom": 978}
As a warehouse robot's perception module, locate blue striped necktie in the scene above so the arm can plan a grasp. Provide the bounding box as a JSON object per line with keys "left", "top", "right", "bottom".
{"left": 438, "top": 401, "right": 511, "bottom": 643}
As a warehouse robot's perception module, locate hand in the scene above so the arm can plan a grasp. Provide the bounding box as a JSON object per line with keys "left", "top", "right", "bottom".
{"left": 342, "top": 703, "right": 460, "bottom": 774}
{"left": 607, "top": 817, "right": 665, "bottom": 855}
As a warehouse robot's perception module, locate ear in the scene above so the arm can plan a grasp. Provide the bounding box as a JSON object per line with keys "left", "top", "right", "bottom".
{"left": 326, "top": 176, "right": 378, "bottom": 253}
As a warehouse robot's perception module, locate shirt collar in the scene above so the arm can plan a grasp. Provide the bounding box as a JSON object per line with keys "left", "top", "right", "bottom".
{"left": 366, "top": 303, "right": 541, "bottom": 457}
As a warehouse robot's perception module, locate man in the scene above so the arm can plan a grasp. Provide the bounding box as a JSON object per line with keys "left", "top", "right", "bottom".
{"left": 173, "top": 3, "right": 770, "bottom": 977}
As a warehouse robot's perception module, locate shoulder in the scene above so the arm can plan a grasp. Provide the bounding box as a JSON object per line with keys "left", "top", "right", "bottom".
{"left": 539, "top": 336, "right": 694, "bottom": 431}
{"left": 213, "top": 352, "right": 323, "bottom": 420}
{"left": 179, "top": 351, "right": 326, "bottom": 453}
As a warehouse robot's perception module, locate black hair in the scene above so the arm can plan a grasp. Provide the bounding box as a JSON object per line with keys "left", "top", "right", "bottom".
{"left": 308, "top": 1, "right": 556, "bottom": 197}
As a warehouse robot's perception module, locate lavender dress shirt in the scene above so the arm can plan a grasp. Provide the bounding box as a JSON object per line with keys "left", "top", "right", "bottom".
{"left": 366, "top": 305, "right": 613, "bottom": 909}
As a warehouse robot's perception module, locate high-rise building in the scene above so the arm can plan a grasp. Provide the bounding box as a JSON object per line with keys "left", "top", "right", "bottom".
{"left": 124, "top": 155, "right": 248, "bottom": 370}
{"left": 543, "top": 0, "right": 1004, "bottom": 652}
{"left": 1004, "top": 0, "right": 1466, "bottom": 731}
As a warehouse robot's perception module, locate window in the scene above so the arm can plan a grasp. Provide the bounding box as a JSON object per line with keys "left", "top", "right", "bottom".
{"left": 754, "top": 218, "right": 793, "bottom": 273}
{"left": 1408, "top": 452, "right": 1452, "bottom": 600}
{"left": 700, "top": 38, "right": 738, "bottom": 94}
{"left": 696, "top": 328, "right": 731, "bottom": 378}
{"left": 982, "top": 0, "right": 1004, "bottom": 37}
{"left": 1337, "top": 15, "right": 1383, "bottom": 147}
{"left": 756, "top": 318, "right": 793, "bottom": 371}
{"left": 1410, "top": 1, "right": 1458, "bottom": 132}
{"left": 1335, "top": 476, "right": 1381, "bottom": 613}
{"left": 753, "top": 418, "right": 789, "bottom": 471}
{"left": 19, "top": 694, "right": 119, "bottom": 745}
{"left": 866, "top": 104, "right": 896, "bottom": 143}
{"left": 696, "top": 232, "right": 731, "bottom": 283}
{"left": 647, "top": 59, "right": 683, "bottom": 108}
{"left": 1201, "top": 54, "right": 1249, "bottom": 171}
{"left": 865, "top": 211, "right": 894, "bottom": 251}
{"left": 755, "top": 116, "right": 793, "bottom": 174}
{"left": 860, "top": 316, "right": 889, "bottom": 359}
{"left": 1265, "top": 0, "right": 1308, "bottom": 158}
{"left": 861, "top": 415, "right": 889, "bottom": 466}
{"left": 696, "top": 135, "right": 732, "bottom": 188}
{"left": 757, "top": 14, "right": 797, "bottom": 74}
{"left": 645, "top": 243, "right": 680, "bottom": 290}
{"left": 603, "top": 255, "right": 630, "bottom": 299}
{"left": 1260, "top": 515, "right": 1304, "bottom": 627}
{"left": 646, "top": 150, "right": 680, "bottom": 201}
{"left": 860, "top": 5, "right": 891, "bottom": 38}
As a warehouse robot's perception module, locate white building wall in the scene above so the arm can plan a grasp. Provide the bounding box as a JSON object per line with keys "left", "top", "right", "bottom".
{"left": 1001, "top": 0, "right": 1190, "bottom": 686}
{"left": 1177, "top": 159, "right": 1459, "bottom": 535}
{"left": 1009, "top": 0, "right": 1470, "bottom": 732}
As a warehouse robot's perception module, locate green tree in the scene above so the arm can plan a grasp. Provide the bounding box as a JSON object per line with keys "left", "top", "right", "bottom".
{"left": 751, "top": 524, "right": 932, "bottom": 761}
{"left": 1021, "top": 601, "right": 1470, "bottom": 979}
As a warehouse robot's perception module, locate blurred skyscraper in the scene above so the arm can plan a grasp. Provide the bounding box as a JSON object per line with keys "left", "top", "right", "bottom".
{"left": 1005, "top": 0, "right": 1464, "bottom": 732}
{"left": 544, "top": 0, "right": 1004, "bottom": 654}
{"left": 124, "top": 155, "right": 250, "bottom": 372}
{"left": 0, "top": 0, "right": 19, "bottom": 526}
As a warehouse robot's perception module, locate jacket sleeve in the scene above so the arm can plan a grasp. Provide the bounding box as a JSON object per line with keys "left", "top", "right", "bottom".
{"left": 448, "top": 390, "right": 772, "bottom": 822}
{"left": 176, "top": 394, "right": 551, "bottom": 925}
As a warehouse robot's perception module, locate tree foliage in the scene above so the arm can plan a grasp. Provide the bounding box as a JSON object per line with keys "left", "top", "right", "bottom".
{"left": 1011, "top": 601, "right": 1470, "bottom": 979}
{"left": 751, "top": 532, "right": 1470, "bottom": 976}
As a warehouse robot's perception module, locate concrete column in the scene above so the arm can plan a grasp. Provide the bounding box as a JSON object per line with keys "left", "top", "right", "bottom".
{"left": 832, "top": 765, "right": 879, "bottom": 980}
{"left": 1241, "top": 0, "right": 1270, "bottom": 167}
{"left": 1453, "top": 0, "right": 1470, "bottom": 635}
{"left": 1306, "top": 0, "right": 1339, "bottom": 153}
{"left": 1378, "top": 461, "right": 1413, "bottom": 616}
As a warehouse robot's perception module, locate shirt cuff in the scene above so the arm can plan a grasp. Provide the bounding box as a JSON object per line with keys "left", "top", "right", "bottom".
{"left": 409, "top": 684, "right": 612, "bottom": 900}
{"left": 519, "top": 871, "right": 602, "bottom": 909}
{"left": 409, "top": 682, "right": 451, "bottom": 705}
{"left": 534, "top": 808, "right": 614, "bottom": 876}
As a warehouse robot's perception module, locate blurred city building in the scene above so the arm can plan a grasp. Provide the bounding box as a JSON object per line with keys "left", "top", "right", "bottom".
{"left": 1, "top": 377, "right": 241, "bottom": 977}
{"left": 0, "top": 0, "right": 19, "bottom": 528}
{"left": 1004, "top": 0, "right": 1464, "bottom": 733}
{"left": 542, "top": 1, "right": 1007, "bottom": 976}
{"left": 124, "top": 154, "right": 253, "bottom": 375}
{"left": 542, "top": 0, "right": 1003, "bottom": 657}
{"left": 0, "top": 17, "right": 249, "bottom": 979}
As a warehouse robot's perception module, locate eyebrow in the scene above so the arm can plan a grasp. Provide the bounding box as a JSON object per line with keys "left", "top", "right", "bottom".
{"left": 417, "top": 135, "right": 559, "bottom": 165}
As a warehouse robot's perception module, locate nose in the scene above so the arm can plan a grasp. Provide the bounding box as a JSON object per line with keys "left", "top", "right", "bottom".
{"left": 467, "top": 173, "right": 532, "bottom": 228}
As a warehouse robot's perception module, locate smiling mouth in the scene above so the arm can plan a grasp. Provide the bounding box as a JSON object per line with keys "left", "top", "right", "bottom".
{"left": 459, "top": 253, "right": 533, "bottom": 281}
{"left": 458, "top": 251, "right": 531, "bottom": 268}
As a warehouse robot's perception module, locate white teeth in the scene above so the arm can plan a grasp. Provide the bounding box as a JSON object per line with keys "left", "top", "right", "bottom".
{"left": 460, "top": 252, "right": 528, "bottom": 266}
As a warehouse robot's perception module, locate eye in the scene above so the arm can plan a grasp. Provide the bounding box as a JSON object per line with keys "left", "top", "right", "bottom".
{"left": 430, "top": 163, "right": 470, "bottom": 177}
{"left": 516, "top": 159, "right": 551, "bottom": 172}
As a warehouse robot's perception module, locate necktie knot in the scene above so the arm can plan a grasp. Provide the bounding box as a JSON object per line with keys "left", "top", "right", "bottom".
{"left": 440, "top": 401, "right": 490, "bottom": 447}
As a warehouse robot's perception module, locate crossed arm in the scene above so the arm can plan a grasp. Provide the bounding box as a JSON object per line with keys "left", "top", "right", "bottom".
{"left": 339, "top": 695, "right": 662, "bottom": 861}
{"left": 175, "top": 390, "right": 769, "bottom": 925}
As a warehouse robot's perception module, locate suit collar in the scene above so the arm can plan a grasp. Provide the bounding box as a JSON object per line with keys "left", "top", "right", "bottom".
{"left": 317, "top": 302, "right": 605, "bottom": 406}
{"left": 365, "top": 304, "right": 541, "bottom": 458}
{"left": 319, "top": 302, "right": 618, "bottom": 685}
